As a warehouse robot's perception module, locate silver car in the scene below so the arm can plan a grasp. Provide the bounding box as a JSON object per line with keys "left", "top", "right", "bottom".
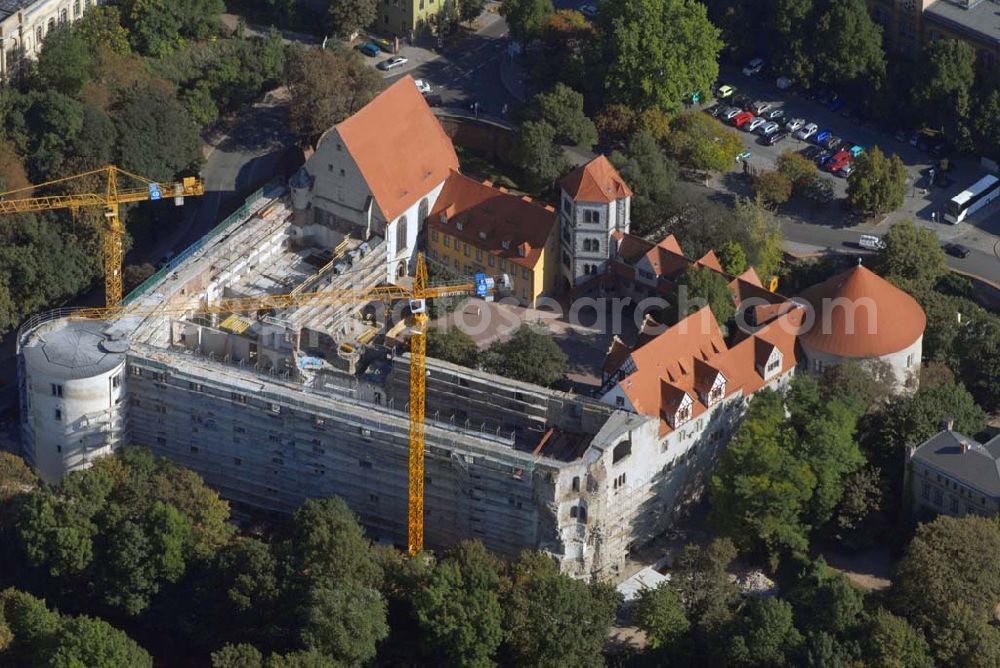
{"left": 722, "top": 107, "right": 741, "bottom": 120}
{"left": 746, "top": 117, "right": 767, "bottom": 132}
{"left": 785, "top": 117, "right": 806, "bottom": 132}
{"left": 796, "top": 123, "right": 818, "bottom": 140}
{"left": 759, "top": 121, "right": 780, "bottom": 136}
{"left": 752, "top": 100, "right": 771, "bottom": 114}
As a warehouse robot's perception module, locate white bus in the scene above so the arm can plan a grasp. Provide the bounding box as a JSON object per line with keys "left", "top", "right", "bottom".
{"left": 945, "top": 174, "right": 1000, "bottom": 224}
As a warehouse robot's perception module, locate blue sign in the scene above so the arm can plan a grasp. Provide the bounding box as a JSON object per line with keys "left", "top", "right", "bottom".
{"left": 474, "top": 273, "right": 489, "bottom": 298}
{"left": 148, "top": 183, "right": 161, "bottom": 201}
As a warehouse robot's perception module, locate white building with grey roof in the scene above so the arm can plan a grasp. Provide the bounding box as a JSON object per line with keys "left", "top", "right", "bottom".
{"left": 907, "top": 425, "right": 1000, "bottom": 519}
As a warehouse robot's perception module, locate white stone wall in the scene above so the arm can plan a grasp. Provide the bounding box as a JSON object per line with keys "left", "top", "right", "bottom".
{"left": 0, "top": 0, "right": 97, "bottom": 79}
{"left": 384, "top": 179, "right": 445, "bottom": 282}
{"left": 800, "top": 335, "right": 922, "bottom": 393}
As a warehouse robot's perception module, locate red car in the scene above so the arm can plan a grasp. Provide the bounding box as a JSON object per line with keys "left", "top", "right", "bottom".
{"left": 732, "top": 111, "right": 754, "bottom": 128}
{"left": 826, "top": 149, "right": 851, "bottom": 173}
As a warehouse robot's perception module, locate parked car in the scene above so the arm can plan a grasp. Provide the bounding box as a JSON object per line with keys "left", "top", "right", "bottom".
{"left": 717, "top": 84, "right": 736, "bottom": 99}
{"left": 759, "top": 121, "right": 781, "bottom": 136}
{"left": 733, "top": 111, "right": 754, "bottom": 127}
{"left": 766, "top": 131, "right": 789, "bottom": 146}
{"left": 766, "top": 108, "right": 785, "bottom": 121}
{"left": 944, "top": 243, "right": 970, "bottom": 258}
{"left": 377, "top": 56, "right": 408, "bottom": 71}
{"left": 751, "top": 100, "right": 771, "bottom": 114}
{"left": 797, "top": 123, "right": 818, "bottom": 140}
{"left": 776, "top": 76, "right": 793, "bottom": 90}
{"left": 849, "top": 145, "right": 865, "bottom": 157}
{"left": 858, "top": 234, "right": 885, "bottom": 251}
{"left": 839, "top": 163, "right": 855, "bottom": 178}
{"left": 579, "top": 3, "right": 597, "bottom": 17}
{"left": 746, "top": 117, "right": 767, "bottom": 132}
{"left": 742, "top": 57, "right": 764, "bottom": 76}
{"left": 822, "top": 136, "right": 842, "bottom": 150}
{"left": 356, "top": 42, "right": 381, "bottom": 57}
{"left": 816, "top": 150, "right": 832, "bottom": 165}
{"left": 733, "top": 94, "right": 754, "bottom": 110}
{"left": 414, "top": 79, "right": 432, "bottom": 94}
{"left": 736, "top": 149, "right": 752, "bottom": 162}
{"left": 827, "top": 149, "right": 852, "bottom": 173}
{"left": 786, "top": 118, "right": 806, "bottom": 132}
{"left": 722, "top": 107, "right": 742, "bottom": 121}
{"left": 801, "top": 145, "right": 822, "bottom": 159}
{"left": 815, "top": 130, "right": 832, "bottom": 144}
{"left": 424, "top": 93, "right": 443, "bottom": 107}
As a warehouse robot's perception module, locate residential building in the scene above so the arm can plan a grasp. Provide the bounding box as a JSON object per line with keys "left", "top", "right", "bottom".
{"left": 0, "top": 0, "right": 98, "bottom": 80}
{"left": 868, "top": 0, "right": 1000, "bottom": 67}
{"left": 425, "top": 171, "right": 559, "bottom": 307}
{"left": 289, "top": 75, "right": 459, "bottom": 284}
{"left": 378, "top": 0, "right": 442, "bottom": 39}
{"left": 559, "top": 156, "right": 633, "bottom": 289}
{"left": 907, "top": 425, "right": 1000, "bottom": 518}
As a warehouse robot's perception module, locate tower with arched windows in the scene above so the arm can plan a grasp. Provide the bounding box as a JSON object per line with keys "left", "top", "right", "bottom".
{"left": 557, "top": 156, "right": 633, "bottom": 289}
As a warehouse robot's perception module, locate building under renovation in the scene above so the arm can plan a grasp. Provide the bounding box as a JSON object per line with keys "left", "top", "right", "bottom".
{"left": 15, "top": 76, "right": 925, "bottom": 581}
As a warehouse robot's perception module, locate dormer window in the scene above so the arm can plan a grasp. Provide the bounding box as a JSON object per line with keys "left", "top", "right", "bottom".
{"left": 675, "top": 404, "right": 692, "bottom": 425}
{"left": 502, "top": 240, "right": 510, "bottom": 250}
{"left": 518, "top": 245, "right": 526, "bottom": 257}
{"left": 439, "top": 213, "right": 448, "bottom": 225}
{"left": 709, "top": 384, "right": 724, "bottom": 404}
{"left": 456, "top": 221, "right": 463, "bottom": 231}
{"left": 479, "top": 231, "right": 487, "bottom": 240}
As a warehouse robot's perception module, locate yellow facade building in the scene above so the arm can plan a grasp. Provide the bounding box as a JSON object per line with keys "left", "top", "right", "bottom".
{"left": 425, "top": 172, "right": 559, "bottom": 307}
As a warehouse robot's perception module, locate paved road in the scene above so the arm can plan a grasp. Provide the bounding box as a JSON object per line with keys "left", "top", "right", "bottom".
{"left": 372, "top": 8, "right": 518, "bottom": 118}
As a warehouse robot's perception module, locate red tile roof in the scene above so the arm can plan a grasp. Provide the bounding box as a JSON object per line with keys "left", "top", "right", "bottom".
{"left": 696, "top": 250, "right": 724, "bottom": 272}
{"left": 797, "top": 264, "right": 926, "bottom": 357}
{"left": 335, "top": 75, "right": 459, "bottom": 222}
{"left": 427, "top": 171, "right": 557, "bottom": 269}
{"left": 608, "top": 305, "right": 802, "bottom": 436}
{"left": 560, "top": 155, "right": 634, "bottom": 203}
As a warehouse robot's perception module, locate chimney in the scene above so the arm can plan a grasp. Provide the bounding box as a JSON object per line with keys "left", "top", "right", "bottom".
{"left": 943, "top": 416, "right": 955, "bottom": 432}
{"left": 960, "top": 441, "right": 970, "bottom": 454}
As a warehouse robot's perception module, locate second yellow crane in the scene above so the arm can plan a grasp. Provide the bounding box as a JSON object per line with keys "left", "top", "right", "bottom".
{"left": 0, "top": 165, "right": 205, "bottom": 307}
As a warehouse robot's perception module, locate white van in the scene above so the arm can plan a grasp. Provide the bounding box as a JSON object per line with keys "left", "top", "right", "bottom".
{"left": 858, "top": 234, "right": 885, "bottom": 251}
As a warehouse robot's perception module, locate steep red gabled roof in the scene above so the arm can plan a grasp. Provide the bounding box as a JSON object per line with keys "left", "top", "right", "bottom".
{"left": 736, "top": 266, "right": 763, "bottom": 287}
{"left": 336, "top": 76, "right": 459, "bottom": 221}
{"left": 696, "top": 250, "right": 724, "bottom": 272}
{"left": 560, "top": 155, "right": 634, "bottom": 203}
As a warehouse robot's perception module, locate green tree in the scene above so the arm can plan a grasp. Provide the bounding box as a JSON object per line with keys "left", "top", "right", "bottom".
{"left": 725, "top": 597, "right": 803, "bottom": 666}
{"left": 610, "top": 130, "right": 678, "bottom": 236}
{"left": 710, "top": 390, "right": 816, "bottom": 565}
{"left": 328, "top": 0, "right": 378, "bottom": 39}
{"left": 117, "top": 0, "right": 223, "bottom": 57}
{"left": 212, "top": 643, "right": 264, "bottom": 668}
{"left": 732, "top": 197, "right": 783, "bottom": 281}
{"left": 601, "top": 0, "right": 721, "bottom": 114}
{"left": 785, "top": 558, "right": 863, "bottom": 636}
{"left": 776, "top": 150, "right": 817, "bottom": 193}
{"left": 35, "top": 26, "right": 92, "bottom": 97}
{"left": 500, "top": 552, "right": 620, "bottom": 668}
{"left": 895, "top": 515, "right": 1000, "bottom": 631}
{"left": 863, "top": 608, "right": 933, "bottom": 668}
{"left": 532, "top": 84, "right": 598, "bottom": 148}
{"left": 634, "top": 582, "right": 689, "bottom": 649}
{"left": 46, "top": 615, "right": 153, "bottom": 668}
{"left": 677, "top": 265, "right": 735, "bottom": 328}
{"left": 74, "top": 5, "right": 131, "bottom": 57}
{"left": 123, "top": 263, "right": 156, "bottom": 293}
{"left": 512, "top": 120, "right": 567, "bottom": 190}
{"left": 879, "top": 219, "right": 948, "bottom": 288}
{"left": 812, "top": 0, "right": 885, "bottom": 91}
{"left": 412, "top": 542, "right": 504, "bottom": 667}
{"left": 670, "top": 538, "right": 739, "bottom": 635}
{"left": 481, "top": 325, "right": 567, "bottom": 387}
{"left": 499, "top": 0, "right": 554, "bottom": 42}
{"left": 955, "top": 315, "right": 1000, "bottom": 412}
{"left": 973, "top": 85, "right": 1000, "bottom": 161}
{"left": 665, "top": 111, "right": 743, "bottom": 172}
{"left": 285, "top": 46, "right": 383, "bottom": 145}
{"left": 911, "top": 39, "right": 975, "bottom": 150}
{"left": 112, "top": 82, "right": 202, "bottom": 180}
{"left": 717, "top": 240, "right": 747, "bottom": 275}
{"left": 0, "top": 453, "right": 36, "bottom": 508}
{"left": 287, "top": 497, "right": 383, "bottom": 587}
{"left": 847, "top": 146, "right": 907, "bottom": 215}
{"left": 753, "top": 170, "right": 793, "bottom": 206}
{"left": 298, "top": 581, "right": 388, "bottom": 665}
{"left": 767, "top": 0, "right": 818, "bottom": 87}
{"left": 427, "top": 326, "right": 479, "bottom": 367}
{"left": 458, "top": 0, "right": 486, "bottom": 24}
{"left": 925, "top": 601, "right": 1000, "bottom": 667}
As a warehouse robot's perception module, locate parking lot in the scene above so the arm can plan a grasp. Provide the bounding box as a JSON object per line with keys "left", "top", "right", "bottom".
{"left": 704, "top": 65, "right": 1000, "bottom": 253}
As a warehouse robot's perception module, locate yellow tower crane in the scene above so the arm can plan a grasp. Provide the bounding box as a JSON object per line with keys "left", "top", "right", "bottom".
{"left": 0, "top": 165, "right": 205, "bottom": 308}
{"left": 66, "top": 253, "right": 506, "bottom": 556}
